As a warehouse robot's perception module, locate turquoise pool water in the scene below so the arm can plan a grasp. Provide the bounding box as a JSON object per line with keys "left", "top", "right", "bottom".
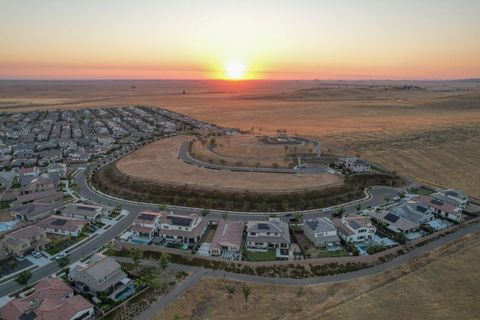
{"left": 0, "top": 220, "right": 18, "bottom": 233}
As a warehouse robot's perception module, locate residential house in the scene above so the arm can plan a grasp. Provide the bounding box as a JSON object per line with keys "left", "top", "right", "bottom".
{"left": 63, "top": 203, "right": 104, "bottom": 221}
{"left": 70, "top": 253, "right": 132, "bottom": 299}
{"left": 37, "top": 215, "right": 89, "bottom": 237}
{"left": 39, "top": 149, "right": 63, "bottom": 164}
{"left": 17, "top": 166, "right": 40, "bottom": 186}
{"left": 416, "top": 196, "right": 463, "bottom": 222}
{"left": 246, "top": 218, "right": 290, "bottom": 259}
{"left": 336, "top": 157, "right": 371, "bottom": 173}
{"left": 0, "top": 278, "right": 94, "bottom": 320}
{"left": 390, "top": 203, "right": 434, "bottom": 225}
{"left": 302, "top": 217, "right": 340, "bottom": 248}
{"left": 3, "top": 225, "right": 50, "bottom": 258}
{"left": 333, "top": 214, "right": 376, "bottom": 243}
{"left": 12, "top": 190, "right": 64, "bottom": 222}
{"left": 431, "top": 189, "right": 469, "bottom": 209}
{"left": 131, "top": 210, "right": 163, "bottom": 242}
{"left": 47, "top": 162, "right": 68, "bottom": 178}
{"left": 373, "top": 210, "right": 419, "bottom": 234}
{"left": 209, "top": 220, "right": 244, "bottom": 257}
{"left": 154, "top": 211, "right": 208, "bottom": 245}
{"left": 20, "top": 175, "right": 56, "bottom": 195}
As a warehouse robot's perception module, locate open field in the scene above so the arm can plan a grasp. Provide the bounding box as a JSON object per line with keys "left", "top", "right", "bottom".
{"left": 116, "top": 135, "right": 342, "bottom": 192}
{"left": 342, "top": 124, "right": 480, "bottom": 198}
{"left": 191, "top": 135, "right": 318, "bottom": 168}
{"left": 157, "top": 231, "right": 480, "bottom": 320}
{"left": 1, "top": 80, "right": 480, "bottom": 138}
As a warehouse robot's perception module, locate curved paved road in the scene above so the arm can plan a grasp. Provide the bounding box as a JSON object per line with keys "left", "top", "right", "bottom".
{"left": 0, "top": 145, "right": 402, "bottom": 298}
{"left": 178, "top": 140, "right": 329, "bottom": 174}
{"left": 0, "top": 198, "right": 138, "bottom": 297}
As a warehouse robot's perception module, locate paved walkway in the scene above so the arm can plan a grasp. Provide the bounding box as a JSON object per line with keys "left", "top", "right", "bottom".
{"left": 137, "top": 269, "right": 207, "bottom": 320}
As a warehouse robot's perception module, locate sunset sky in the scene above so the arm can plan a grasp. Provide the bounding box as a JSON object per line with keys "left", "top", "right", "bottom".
{"left": 1, "top": 0, "right": 479, "bottom": 80}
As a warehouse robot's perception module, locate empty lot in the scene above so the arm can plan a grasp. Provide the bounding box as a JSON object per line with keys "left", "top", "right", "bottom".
{"left": 116, "top": 135, "right": 342, "bottom": 193}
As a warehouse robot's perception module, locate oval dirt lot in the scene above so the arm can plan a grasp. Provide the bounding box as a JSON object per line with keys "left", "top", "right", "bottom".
{"left": 116, "top": 135, "right": 343, "bottom": 193}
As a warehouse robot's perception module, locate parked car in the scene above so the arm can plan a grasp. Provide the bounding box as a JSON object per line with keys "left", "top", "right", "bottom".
{"left": 31, "top": 251, "right": 43, "bottom": 258}
{"left": 322, "top": 208, "right": 332, "bottom": 213}
{"left": 55, "top": 252, "right": 69, "bottom": 260}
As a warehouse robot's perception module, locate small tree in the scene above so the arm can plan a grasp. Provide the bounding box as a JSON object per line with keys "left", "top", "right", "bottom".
{"left": 226, "top": 285, "right": 236, "bottom": 298}
{"left": 201, "top": 208, "right": 210, "bottom": 217}
{"left": 394, "top": 232, "right": 406, "bottom": 245}
{"left": 159, "top": 204, "right": 167, "bottom": 211}
{"left": 222, "top": 212, "right": 228, "bottom": 220}
{"left": 355, "top": 204, "right": 362, "bottom": 211}
{"left": 57, "top": 256, "right": 70, "bottom": 268}
{"left": 333, "top": 207, "right": 345, "bottom": 218}
{"left": 293, "top": 212, "right": 303, "bottom": 225}
{"left": 242, "top": 284, "right": 251, "bottom": 309}
{"left": 158, "top": 253, "right": 170, "bottom": 279}
{"left": 131, "top": 248, "right": 143, "bottom": 275}
{"left": 16, "top": 271, "right": 32, "bottom": 285}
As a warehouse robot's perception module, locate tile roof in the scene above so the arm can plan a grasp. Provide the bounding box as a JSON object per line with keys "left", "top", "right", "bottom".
{"left": 210, "top": 220, "right": 244, "bottom": 251}
{"left": 37, "top": 215, "right": 88, "bottom": 232}
{"left": 0, "top": 278, "right": 93, "bottom": 320}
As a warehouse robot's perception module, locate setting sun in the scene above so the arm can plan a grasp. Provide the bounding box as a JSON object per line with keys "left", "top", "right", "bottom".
{"left": 225, "top": 60, "right": 247, "bottom": 80}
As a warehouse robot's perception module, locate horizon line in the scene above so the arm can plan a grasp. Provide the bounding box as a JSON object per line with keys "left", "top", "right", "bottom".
{"left": 0, "top": 77, "right": 479, "bottom": 82}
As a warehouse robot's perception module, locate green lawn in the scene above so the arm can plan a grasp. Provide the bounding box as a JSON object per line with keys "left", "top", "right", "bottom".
{"left": 0, "top": 200, "right": 12, "bottom": 210}
{"left": 411, "top": 186, "right": 434, "bottom": 195}
{"left": 109, "top": 210, "right": 121, "bottom": 219}
{"left": 317, "top": 248, "right": 349, "bottom": 258}
{"left": 47, "top": 234, "right": 88, "bottom": 255}
{"left": 244, "top": 248, "right": 277, "bottom": 261}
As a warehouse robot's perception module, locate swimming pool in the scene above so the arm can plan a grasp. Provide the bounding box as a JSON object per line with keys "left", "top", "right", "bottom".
{"left": 113, "top": 284, "right": 135, "bottom": 301}
{"left": 0, "top": 220, "right": 18, "bottom": 233}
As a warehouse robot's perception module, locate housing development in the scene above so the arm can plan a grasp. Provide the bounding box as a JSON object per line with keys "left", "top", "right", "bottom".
{"left": 0, "top": 106, "right": 479, "bottom": 320}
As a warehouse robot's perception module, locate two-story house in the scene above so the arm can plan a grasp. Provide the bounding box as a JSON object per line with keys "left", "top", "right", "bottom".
{"left": 246, "top": 218, "right": 290, "bottom": 259}
{"left": 3, "top": 225, "right": 50, "bottom": 258}
{"left": 131, "top": 210, "right": 163, "bottom": 242}
{"left": 302, "top": 217, "right": 340, "bottom": 248}
{"left": 333, "top": 214, "right": 376, "bottom": 243}
{"left": 70, "top": 253, "right": 131, "bottom": 297}
{"left": 155, "top": 211, "right": 208, "bottom": 246}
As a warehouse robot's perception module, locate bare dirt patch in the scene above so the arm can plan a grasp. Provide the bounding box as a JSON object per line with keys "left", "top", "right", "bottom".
{"left": 191, "top": 135, "right": 317, "bottom": 168}
{"left": 116, "top": 135, "right": 342, "bottom": 193}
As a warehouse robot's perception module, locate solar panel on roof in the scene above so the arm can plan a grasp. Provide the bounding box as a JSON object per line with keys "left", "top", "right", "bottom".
{"left": 77, "top": 206, "right": 96, "bottom": 211}
{"left": 257, "top": 223, "right": 270, "bottom": 230}
{"left": 138, "top": 213, "right": 156, "bottom": 221}
{"left": 431, "top": 199, "right": 444, "bottom": 206}
{"left": 170, "top": 216, "right": 192, "bottom": 227}
{"left": 384, "top": 213, "right": 400, "bottom": 223}
{"left": 416, "top": 205, "right": 428, "bottom": 213}
{"left": 19, "top": 311, "right": 36, "bottom": 320}
{"left": 446, "top": 191, "right": 458, "bottom": 197}
{"left": 51, "top": 219, "right": 67, "bottom": 226}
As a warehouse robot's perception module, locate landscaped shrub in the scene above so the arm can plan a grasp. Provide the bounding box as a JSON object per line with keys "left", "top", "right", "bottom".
{"left": 92, "top": 163, "right": 404, "bottom": 212}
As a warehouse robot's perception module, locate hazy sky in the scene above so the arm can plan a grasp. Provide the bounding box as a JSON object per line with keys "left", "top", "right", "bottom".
{"left": 1, "top": 0, "right": 479, "bottom": 80}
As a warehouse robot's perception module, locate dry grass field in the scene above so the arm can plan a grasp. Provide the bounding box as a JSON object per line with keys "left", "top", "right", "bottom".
{"left": 115, "top": 135, "right": 342, "bottom": 192}
{"left": 157, "top": 231, "right": 480, "bottom": 320}
{"left": 191, "top": 135, "right": 317, "bottom": 168}
{"left": 2, "top": 80, "right": 480, "bottom": 195}
{"left": 331, "top": 124, "right": 480, "bottom": 198}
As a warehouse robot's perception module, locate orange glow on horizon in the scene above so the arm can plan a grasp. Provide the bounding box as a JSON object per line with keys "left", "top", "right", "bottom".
{"left": 1, "top": 1, "right": 479, "bottom": 80}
